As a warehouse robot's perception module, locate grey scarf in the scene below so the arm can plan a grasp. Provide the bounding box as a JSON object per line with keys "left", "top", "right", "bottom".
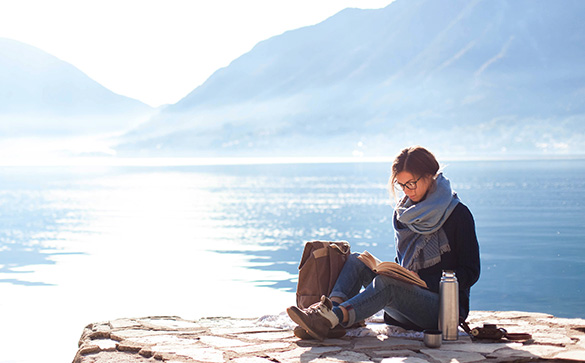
{"left": 393, "top": 173, "right": 460, "bottom": 272}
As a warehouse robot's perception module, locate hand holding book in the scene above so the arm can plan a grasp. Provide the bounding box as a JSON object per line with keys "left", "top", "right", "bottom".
{"left": 357, "top": 251, "right": 428, "bottom": 289}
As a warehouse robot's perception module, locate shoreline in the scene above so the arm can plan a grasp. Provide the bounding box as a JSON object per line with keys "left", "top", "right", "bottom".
{"left": 73, "top": 310, "right": 585, "bottom": 362}
{"left": 1, "top": 154, "right": 585, "bottom": 167}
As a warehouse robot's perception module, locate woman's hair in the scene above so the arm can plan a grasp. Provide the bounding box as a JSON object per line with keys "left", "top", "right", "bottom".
{"left": 390, "top": 146, "right": 440, "bottom": 198}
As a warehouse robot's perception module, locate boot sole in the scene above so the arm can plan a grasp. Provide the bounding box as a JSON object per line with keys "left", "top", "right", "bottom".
{"left": 286, "top": 306, "right": 326, "bottom": 341}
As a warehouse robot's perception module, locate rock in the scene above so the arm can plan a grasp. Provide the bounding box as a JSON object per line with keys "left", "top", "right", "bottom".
{"left": 73, "top": 311, "right": 585, "bottom": 363}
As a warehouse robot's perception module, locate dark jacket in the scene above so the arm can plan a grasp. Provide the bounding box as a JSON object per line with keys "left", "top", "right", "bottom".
{"left": 417, "top": 202, "right": 481, "bottom": 319}
{"left": 385, "top": 202, "right": 481, "bottom": 328}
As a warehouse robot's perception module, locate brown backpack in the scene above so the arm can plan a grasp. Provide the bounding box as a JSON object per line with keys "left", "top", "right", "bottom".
{"left": 296, "top": 241, "right": 351, "bottom": 309}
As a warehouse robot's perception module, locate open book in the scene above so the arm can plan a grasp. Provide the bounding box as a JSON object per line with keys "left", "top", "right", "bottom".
{"left": 358, "top": 251, "right": 428, "bottom": 289}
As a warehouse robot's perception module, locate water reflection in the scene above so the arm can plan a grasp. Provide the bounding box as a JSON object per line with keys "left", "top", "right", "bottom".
{"left": 1, "top": 161, "right": 584, "bottom": 318}
{"left": 0, "top": 173, "right": 87, "bottom": 285}
{"left": 203, "top": 163, "right": 396, "bottom": 292}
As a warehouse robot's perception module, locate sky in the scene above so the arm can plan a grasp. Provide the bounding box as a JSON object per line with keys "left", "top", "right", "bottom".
{"left": 0, "top": 0, "right": 394, "bottom": 108}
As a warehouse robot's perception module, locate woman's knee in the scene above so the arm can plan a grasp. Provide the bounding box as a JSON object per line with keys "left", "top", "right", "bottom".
{"left": 347, "top": 252, "right": 362, "bottom": 264}
{"left": 372, "top": 274, "right": 393, "bottom": 289}
{"left": 370, "top": 275, "right": 409, "bottom": 299}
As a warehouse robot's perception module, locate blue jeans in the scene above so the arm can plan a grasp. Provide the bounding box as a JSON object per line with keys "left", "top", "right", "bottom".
{"left": 330, "top": 253, "right": 439, "bottom": 329}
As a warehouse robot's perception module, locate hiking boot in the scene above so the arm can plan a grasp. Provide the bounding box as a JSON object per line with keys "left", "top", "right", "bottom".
{"left": 286, "top": 296, "right": 339, "bottom": 341}
{"left": 293, "top": 324, "right": 346, "bottom": 340}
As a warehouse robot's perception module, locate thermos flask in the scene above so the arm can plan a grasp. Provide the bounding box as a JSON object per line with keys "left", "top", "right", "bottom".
{"left": 439, "top": 270, "right": 459, "bottom": 341}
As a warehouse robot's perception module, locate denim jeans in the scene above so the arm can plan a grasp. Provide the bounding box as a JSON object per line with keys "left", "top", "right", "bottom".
{"left": 330, "top": 253, "right": 439, "bottom": 329}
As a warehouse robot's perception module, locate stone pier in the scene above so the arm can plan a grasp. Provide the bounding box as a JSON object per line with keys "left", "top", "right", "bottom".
{"left": 73, "top": 310, "right": 585, "bottom": 362}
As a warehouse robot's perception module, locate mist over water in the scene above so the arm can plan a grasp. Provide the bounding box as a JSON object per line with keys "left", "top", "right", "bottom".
{"left": 0, "top": 159, "right": 584, "bottom": 363}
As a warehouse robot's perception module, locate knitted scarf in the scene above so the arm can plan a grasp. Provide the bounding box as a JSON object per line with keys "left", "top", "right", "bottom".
{"left": 393, "top": 173, "right": 460, "bottom": 272}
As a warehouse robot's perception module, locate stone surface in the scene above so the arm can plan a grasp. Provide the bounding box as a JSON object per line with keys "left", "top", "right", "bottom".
{"left": 73, "top": 311, "right": 585, "bottom": 363}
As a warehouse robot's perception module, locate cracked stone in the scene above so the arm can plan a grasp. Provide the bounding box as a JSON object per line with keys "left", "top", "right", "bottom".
{"left": 199, "top": 335, "right": 254, "bottom": 348}
{"left": 230, "top": 357, "right": 276, "bottom": 363}
{"left": 512, "top": 343, "right": 567, "bottom": 359}
{"left": 141, "top": 318, "right": 203, "bottom": 330}
{"left": 313, "top": 350, "right": 372, "bottom": 362}
{"left": 228, "top": 341, "right": 291, "bottom": 354}
{"left": 116, "top": 342, "right": 143, "bottom": 353}
{"left": 154, "top": 345, "right": 224, "bottom": 363}
{"left": 126, "top": 334, "right": 198, "bottom": 346}
{"left": 554, "top": 349, "right": 585, "bottom": 360}
{"left": 354, "top": 336, "right": 419, "bottom": 350}
{"left": 241, "top": 331, "right": 295, "bottom": 341}
{"left": 440, "top": 341, "right": 510, "bottom": 354}
{"left": 78, "top": 344, "right": 101, "bottom": 356}
{"left": 73, "top": 311, "right": 585, "bottom": 363}
{"left": 268, "top": 346, "right": 342, "bottom": 363}
{"left": 109, "top": 319, "right": 141, "bottom": 329}
{"left": 421, "top": 348, "right": 486, "bottom": 363}
{"left": 381, "top": 358, "right": 431, "bottom": 363}
{"left": 374, "top": 349, "right": 423, "bottom": 358}
{"left": 111, "top": 329, "right": 172, "bottom": 341}
{"left": 91, "top": 339, "right": 117, "bottom": 352}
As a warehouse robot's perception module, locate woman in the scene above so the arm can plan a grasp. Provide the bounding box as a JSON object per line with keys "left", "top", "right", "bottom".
{"left": 287, "top": 146, "right": 481, "bottom": 341}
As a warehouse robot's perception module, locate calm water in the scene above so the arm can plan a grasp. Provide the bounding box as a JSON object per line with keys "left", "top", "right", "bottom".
{"left": 1, "top": 159, "right": 584, "bottom": 362}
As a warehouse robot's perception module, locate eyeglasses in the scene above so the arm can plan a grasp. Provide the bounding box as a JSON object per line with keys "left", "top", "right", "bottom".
{"left": 394, "top": 176, "right": 422, "bottom": 191}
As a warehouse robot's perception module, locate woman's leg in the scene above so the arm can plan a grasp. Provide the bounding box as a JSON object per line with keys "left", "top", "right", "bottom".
{"left": 339, "top": 275, "right": 439, "bottom": 330}
{"left": 329, "top": 253, "right": 377, "bottom": 302}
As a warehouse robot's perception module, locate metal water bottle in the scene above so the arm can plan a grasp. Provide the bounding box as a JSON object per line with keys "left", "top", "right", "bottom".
{"left": 439, "top": 270, "right": 459, "bottom": 341}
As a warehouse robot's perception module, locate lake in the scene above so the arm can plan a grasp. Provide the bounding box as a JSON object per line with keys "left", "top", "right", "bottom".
{"left": 1, "top": 158, "right": 584, "bottom": 363}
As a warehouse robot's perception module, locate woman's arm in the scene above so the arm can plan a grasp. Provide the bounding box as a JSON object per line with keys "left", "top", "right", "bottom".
{"left": 451, "top": 204, "right": 481, "bottom": 289}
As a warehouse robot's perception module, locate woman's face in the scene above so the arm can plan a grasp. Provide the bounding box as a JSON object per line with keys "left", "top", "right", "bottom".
{"left": 395, "top": 171, "right": 431, "bottom": 203}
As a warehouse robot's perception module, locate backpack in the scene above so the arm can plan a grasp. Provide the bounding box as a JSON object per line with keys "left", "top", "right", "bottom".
{"left": 295, "top": 240, "right": 351, "bottom": 309}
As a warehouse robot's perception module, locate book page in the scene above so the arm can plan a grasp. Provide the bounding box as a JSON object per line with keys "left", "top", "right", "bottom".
{"left": 358, "top": 251, "right": 427, "bottom": 289}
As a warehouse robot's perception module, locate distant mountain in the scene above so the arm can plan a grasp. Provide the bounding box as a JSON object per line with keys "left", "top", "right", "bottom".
{"left": 0, "top": 38, "right": 152, "bottom": 136}
{"left": 119, "top": 0, "right": 585, "bottom": 158}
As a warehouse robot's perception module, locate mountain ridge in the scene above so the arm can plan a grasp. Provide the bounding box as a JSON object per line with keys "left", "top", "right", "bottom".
{"left": 3, "top": 0, "right": 584, "bottom": 158}
{"left": 0, "top": 37, "right": 153, "bottom": 136}
{"left": 119, "top": 0, "right": 585, "bottom": 158}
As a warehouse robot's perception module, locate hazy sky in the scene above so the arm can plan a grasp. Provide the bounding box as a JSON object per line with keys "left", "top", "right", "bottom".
{"left": 0, "top": 0, "right": 394, "bottom": 107}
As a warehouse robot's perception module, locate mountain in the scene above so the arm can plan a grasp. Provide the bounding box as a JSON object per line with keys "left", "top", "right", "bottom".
{"left": 119, "top": 0, "right": 585, "bottom": 158}
{"left": 0, "top": 38, "right": 152, "bottom": 137}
